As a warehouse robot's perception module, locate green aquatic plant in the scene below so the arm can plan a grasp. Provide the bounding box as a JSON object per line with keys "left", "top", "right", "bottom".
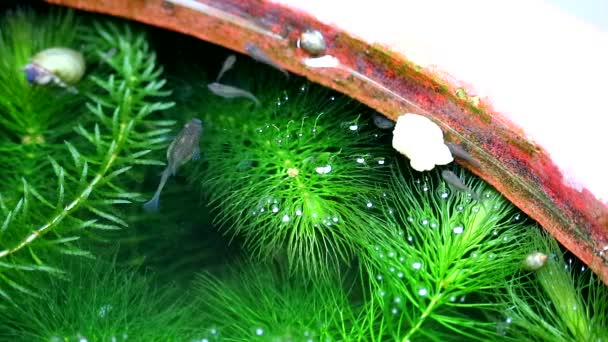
{"left": 191, "top": 260, "right": 361, "bottom": 341}
{"left": 185, "top": 65, "right": 392, "bottom": 280}
{"left": 1, "top": 5, "right": 606, "bottom": 342}
{"left": 106, "top": 182, "right": 235, "bottom": 284}
{"left": 500, "top": 230, "right": 608, "bottom": 341}
{"left": 359, "top": 165, "right": 535, "bottom": 341}
{"left": 0, "top": 10, "right": 172, "bottom": 300}
{"left": 0, "top": 257, "right": 201, "bottom": 341}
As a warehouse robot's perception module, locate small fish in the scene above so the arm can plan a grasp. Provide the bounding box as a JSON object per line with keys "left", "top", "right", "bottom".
{"left": 143, "top": 118, "right": 203, "bottom": 212}
{"left": 215, "top": 54, "right": 237, "bottom": 81}
{"left": 372, "top": 113, "right": 395, "bottom": 130}
{"left": 245, "top": 42, "right": 289, "bottom": 77}
{"left": 446, "top": 142, "right": 480, "bottom": 167}
{"left": 207, "top": 82, "right": 260, "bottom": 106}
{"left": 441, "top": 170, "right": 481, "bottom": 201}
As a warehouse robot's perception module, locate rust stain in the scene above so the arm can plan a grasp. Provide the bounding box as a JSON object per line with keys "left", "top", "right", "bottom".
{"left": 44, "top": 0, "right": 608, "bottom": 285}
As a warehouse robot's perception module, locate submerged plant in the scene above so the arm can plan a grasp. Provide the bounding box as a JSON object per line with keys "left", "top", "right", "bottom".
{"left": 0, "top": 10, "right": 173, "bottom": 300}
{"left": 185, "top": 66, "right": 392, "bottom": 280}
{"left": 0, "top": 257, "right": 200, "bottom": 341}
{"left": 360, "top": 165, "right": 535, "bottom": 341}
{"left": 500, "top": 230, "right": 608, "bottom": 341}
{"left": 191, "top": 260, "right": 360, "bottom": 341}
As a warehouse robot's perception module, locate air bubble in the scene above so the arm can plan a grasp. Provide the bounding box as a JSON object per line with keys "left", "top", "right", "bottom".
{"left": 376, "top": 274, "right": 383, "bottom": 281}
{"left": 332, "top": 216, "right": 339, "bottom": 222}
{"left": 391, "top": 307, "right": 399, "bottom": 314}
{"left": 407, "top": 216, "right": 414, "bottom": 222}
{"left": 349, "top": 124, "right": 358, "bottom": 131}
{"left": 412, "top": 261, "right": 422, "bottom": 270}
{"left": 296, "top": 209, "right": 303, "bottom": 216}
{"left": 397, "top": 272, "right": 404, "bottom": 278}
{"left": 315, "top": 165, "right": 332, "bottom": 174}
{"left": 378, "top": 159, "right": 385, "bottom": 165}
{"left": 366, "top": 202, "right": 373, "bottom": 208}
{"left": 407, "top": 236, "right": 413, "bottom": 242}
{"left": 282, "top": 215, "right": 290, "bottom": 222}
{"left": 255, "top": 328, "right": 264, "bottom": 336}
{"left": 456, "top": 205, "right": 464, "bottom": 212}
{"left": 388, "top": 251, "right": 395, "bottom": 258}
{"left": 356, "top": 157, "right": 365, "bottom": 163}
{"left": 272, "top": 205, "right": 279, "bottom": 213}
{"left": 453, "top": 226, "right": 464, "bottom": 235}
{"left": 418, "top": 288, "right": 428, "bottom": 296}
{"left": 394, "top": 297, "right": 402, "bottom": 303}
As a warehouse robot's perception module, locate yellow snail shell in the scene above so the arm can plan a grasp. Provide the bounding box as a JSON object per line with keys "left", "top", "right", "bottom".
{"left": 23, "top": 47, "right": 85, "bottom": 89}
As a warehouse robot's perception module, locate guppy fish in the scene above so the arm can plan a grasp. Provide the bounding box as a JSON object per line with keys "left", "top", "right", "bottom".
{"left": 372, "top": 113, "right": 395, "bottom": 130}
{"left": 245, "top": 42, "right": 289, "bottom": 77}
{"left": 207, "top": 82, "right": 260, "bottom": 106}
{"left": 441, "top": 170, "right": 481, "bottom": 201}
{"left": 446, "top": 142, "right": 480, "bottom": 168}
{"left": 216, "top": 54, "right": 236, "bottom": 82}
{"left": 143, "top": 118, "right": 203, "bottom": 212}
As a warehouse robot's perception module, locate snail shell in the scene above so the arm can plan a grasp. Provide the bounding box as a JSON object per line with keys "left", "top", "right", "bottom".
{"left": 298, "top": 30, "right": 326, "bottom": 56}
{"left": 24, "top": 47, "right": 85, "bottom": 86}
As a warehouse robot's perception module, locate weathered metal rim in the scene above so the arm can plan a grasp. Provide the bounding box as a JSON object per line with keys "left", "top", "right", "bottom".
{"left": 43, "top": 0, "right": 608, "bottom": 285}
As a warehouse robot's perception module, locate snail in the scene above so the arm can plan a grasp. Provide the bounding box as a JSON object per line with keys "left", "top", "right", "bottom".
{"left": 22, "top": 47, "right": 85, "bottom": 93}
{"left": 297, "top": 29, "right": 326, "bottom": 56}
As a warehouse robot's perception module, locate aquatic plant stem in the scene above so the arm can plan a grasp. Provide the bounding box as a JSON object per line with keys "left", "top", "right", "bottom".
{"left": 0, "top": 130, "right": 127, "bottom": 259}
{"left": 402, "top": 293, "right": 441, "bottom": 342}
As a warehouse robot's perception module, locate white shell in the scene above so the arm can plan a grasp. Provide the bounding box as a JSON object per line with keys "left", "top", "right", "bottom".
{"left": 392, "top": 113, "right": 453, "bottom": 172}
{"left": 29, "top": 47, "right": 86, "bottom": 84}
{"left": 522, "top": 252, "right": 548, "bottom": 271}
